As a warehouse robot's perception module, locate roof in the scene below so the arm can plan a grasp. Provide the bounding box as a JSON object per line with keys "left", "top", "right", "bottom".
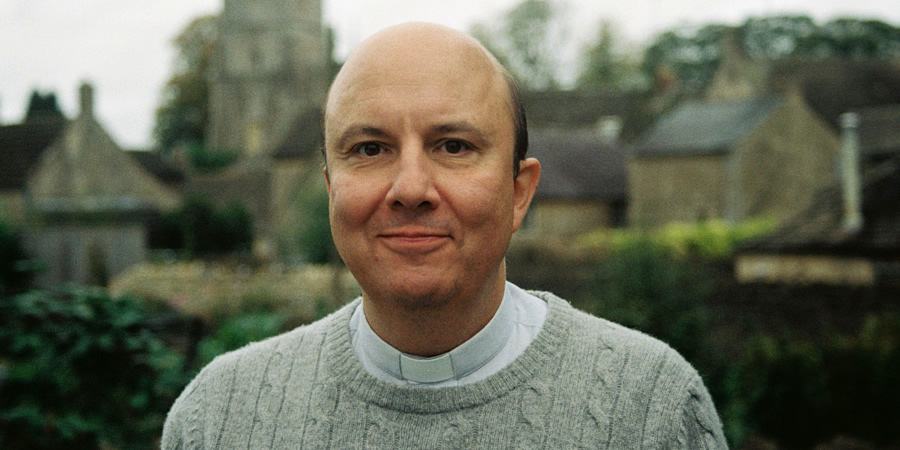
{"left": 127, "top": 150, "right": 186, "bottom": 185}
{"left": 528, "top": 128, "right": 626, "bottom": 202}
{"left": 771, "top": 58, "right": 900, "bottom": 129}
{"left": 741, "top": 157, "right": 900, "bottom": 257}
{"left": 631, "top": 97, "right": 782, "bottom": 158}
{"left": 523, "top": 90, "right": 641, "bottom": 127}
{"left": 854, "top": 104, "right": 900, "bottom": 159}
{"left": 0, "top": 118, "right": 68, "bottom": 190}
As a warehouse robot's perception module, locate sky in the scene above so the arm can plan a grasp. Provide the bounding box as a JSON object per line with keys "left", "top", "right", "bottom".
{"left": 1, "top": 0, "right": 898, "bottom": 149}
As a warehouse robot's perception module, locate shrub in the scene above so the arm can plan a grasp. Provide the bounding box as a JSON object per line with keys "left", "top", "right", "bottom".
{"left": 196, "top": 311, "right": 286, "bottom": 368}
{"left": 577, "top": 217, "right": 777, "bottom": 259}
{"left": 0, "top": 217, "right": 37, "bottom": 295}
{"left": 721, "top": 312, "right": 900, "bottom": 447}
{"left": 586, "top": 236, "right": 713, "bottom": 363}
{"left": 153, "top": 195, "right": 253, "bottom": 257}
{"left": 0, "top": 289, "right": 188, "bottom": 449}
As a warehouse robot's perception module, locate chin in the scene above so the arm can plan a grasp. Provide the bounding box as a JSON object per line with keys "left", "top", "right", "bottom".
{"left": 363, "top": 279, "right": 458, "bottom": 311}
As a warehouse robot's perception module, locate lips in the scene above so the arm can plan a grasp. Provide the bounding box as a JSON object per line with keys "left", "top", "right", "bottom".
{"left": 378, "top": 229, "right": 451, "bottom": 254}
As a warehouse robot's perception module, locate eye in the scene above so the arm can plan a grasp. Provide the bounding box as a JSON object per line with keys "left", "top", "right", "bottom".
{"left": 440, "top": 139, "right": 471, "bottom": 154}
{"left": 355, "top": 142, "right": 385, "bottom": 157}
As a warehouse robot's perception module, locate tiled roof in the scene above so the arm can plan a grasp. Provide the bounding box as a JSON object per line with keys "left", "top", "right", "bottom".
{"left": 127, "top": 150, "right": 186, "bottom": 185}
{"left": 854, "top": 104, "right": 900, "bottom": 159}
{"left": 772, "top": 58, "right": 900, "bottom": 129}
{"left": 741, "top": 158, "right": 900, "bottom": 257}
{"left": 523, "top": 90, "right": 643, "bottom": 128}
{"left": 630, "top": 97, "right": 782, "bottom": 157}
{"left": 528, "top": 128, "right": 626, "bottom": 202}
{"left": 0, "top": 118, "right": 67, "bottom": 190}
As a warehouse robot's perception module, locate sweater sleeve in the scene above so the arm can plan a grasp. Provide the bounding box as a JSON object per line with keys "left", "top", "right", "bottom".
{"left": 678, "top": 376, "right": 729, "bottom": 449}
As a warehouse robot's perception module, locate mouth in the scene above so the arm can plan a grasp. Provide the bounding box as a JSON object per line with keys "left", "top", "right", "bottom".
{"left": 378, "top": 229, "right": 452, "bottom": 253}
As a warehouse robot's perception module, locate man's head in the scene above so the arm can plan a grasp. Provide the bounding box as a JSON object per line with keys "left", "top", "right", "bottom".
{"left": 322, "top": 23, "right": 540, "bottom": 314}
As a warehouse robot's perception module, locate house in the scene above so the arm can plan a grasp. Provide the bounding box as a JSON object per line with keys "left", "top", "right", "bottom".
{"left": 736, "top": 107, "right": 900, "bottom": 285}
{"left": 628, "top": 93, "right": 839, "bottom": 227}
{"left": 0, "top": 83, "right": 182, "bottom": 287}
{"left": 521, "top": 128, "right": 627, "bottom": 240}
{"left": 627, "top": 27, "right": 900, "bottom": 228}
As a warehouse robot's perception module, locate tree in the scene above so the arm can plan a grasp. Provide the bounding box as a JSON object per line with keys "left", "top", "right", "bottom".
{"left": 24, "top": 90, "right": 64, "bottom": 121}
{"left": 641, "top": 24, "right": 729, "bottom": 94}
{"left": 470, "top": 0, "right": 566, "bottom": 90}
{"left": 576, "top": 20, "right": 643, "bottom": 91}
{"left": 640, "top": 16, "right": 900, "bottom": 94}
{"left": 153, "top": 14, "right": 218, "bottom": 153}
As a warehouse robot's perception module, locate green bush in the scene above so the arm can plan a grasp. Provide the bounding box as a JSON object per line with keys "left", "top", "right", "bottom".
{"left": 153, "top": 195, "right": 254, "bottom": 257}
{"left": 0, "top": 217, "right": 37, "bottom": 295}
{"left": 721, "top": 313, "right": 900, "bottom": 447}
{"left": 578, "top": 217, "right": 777, "bottom": 259}
{"left": 197, "top": 311, "right": 286, "bottom": 368}
{"left": 296, "top": 187, "right": 336, "bottom": 264}
{"left": 186, "top": 142, "right": 238, "bottom": 173}
{"left": 0, "top": 289, "right": 189, "bottom": 449}
{"left": 585, "top": 236, "right": 713, "bottom": 363}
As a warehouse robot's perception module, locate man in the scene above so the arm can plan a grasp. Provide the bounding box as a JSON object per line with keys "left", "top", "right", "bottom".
{"left": 163, "top": 23, "right": 727, "bottom": 448}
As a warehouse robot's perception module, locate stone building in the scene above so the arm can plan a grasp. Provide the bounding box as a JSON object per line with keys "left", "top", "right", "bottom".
{"left": 736, "top": 106, "right": 900, "bottom": 286}
{"left": 207, "top": 0, "right": 329, "bottom": 158}
{"left": 628, "top": 93, "right": 839, "bottom": 226}
{"left": 628, "top": 26, "right": 900, "bottom": 228}
{"left": 190, "top": 0, "right": 330, "bottom": 259}
{"left": 0, "top": 83, "right": 181, "bottom": 287}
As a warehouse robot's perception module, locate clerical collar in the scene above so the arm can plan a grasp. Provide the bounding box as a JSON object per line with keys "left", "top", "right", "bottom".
{"left": 355, "top": 283, "right": 516, "bottom": 384}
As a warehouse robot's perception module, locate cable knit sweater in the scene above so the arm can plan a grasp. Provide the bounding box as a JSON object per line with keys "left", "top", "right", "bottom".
{"left": 162, "top": 292, "right": 728, "bottom": 449}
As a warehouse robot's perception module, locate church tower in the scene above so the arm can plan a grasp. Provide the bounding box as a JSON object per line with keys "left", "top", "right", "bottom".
{"left": 207, "top": 0, "right": 329, "bottom": 158}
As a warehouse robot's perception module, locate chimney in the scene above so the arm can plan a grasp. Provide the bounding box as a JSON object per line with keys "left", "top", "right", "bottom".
{"left": 839, "top": 112, "right": 863, "bottom": 232}
{"left": 595, "top": 115, "right": 623, "bottom": 144}
{"left": 79, "top": 82, "right": 94, "bottom": 118}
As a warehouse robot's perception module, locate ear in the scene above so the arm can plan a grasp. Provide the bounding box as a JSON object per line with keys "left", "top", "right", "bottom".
{"left": 323, "top": 166, "right": 331, "bottom": 194}
{"left": 511, "top": 157, "right": 540, "bottom": 232}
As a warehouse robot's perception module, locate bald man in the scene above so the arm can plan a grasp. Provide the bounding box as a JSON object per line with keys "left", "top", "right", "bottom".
{"left": 162, "top": 23, "right": 727, "bottom": 448}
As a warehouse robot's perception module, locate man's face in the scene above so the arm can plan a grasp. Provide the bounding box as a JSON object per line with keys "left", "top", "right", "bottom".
{"left": 324, "top": 26, "right": 538, "bottom": 309}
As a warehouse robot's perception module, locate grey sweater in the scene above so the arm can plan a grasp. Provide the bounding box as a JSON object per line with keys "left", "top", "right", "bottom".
{"left": 162, "top": 292, "right": 728, "bottom": 449}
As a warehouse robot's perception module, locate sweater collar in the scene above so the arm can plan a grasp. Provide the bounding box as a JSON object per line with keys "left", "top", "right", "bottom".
{"left": 356, "top": 283, "right": 516, "bottom": 384}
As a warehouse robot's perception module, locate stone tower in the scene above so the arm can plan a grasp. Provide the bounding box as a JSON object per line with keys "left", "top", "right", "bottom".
{"left": 207, "top": 0, "right": 329, "bottom": 158}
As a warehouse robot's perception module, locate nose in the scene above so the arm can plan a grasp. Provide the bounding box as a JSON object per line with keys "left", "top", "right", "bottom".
{"left": 385, "top": 148, "right": 440, "bottom": 211}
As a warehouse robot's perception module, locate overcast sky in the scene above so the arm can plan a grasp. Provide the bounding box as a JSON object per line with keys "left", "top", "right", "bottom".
{"left": 2, "top": 0, "right": 898, "bottom": 149}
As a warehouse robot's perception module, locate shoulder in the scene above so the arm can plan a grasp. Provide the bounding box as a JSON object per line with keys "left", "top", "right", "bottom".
{"left": 161, "top": 302, "right": 355, "bottom": 448}
{"left": 532, "top": 292, "right": 727, "bottom": 446}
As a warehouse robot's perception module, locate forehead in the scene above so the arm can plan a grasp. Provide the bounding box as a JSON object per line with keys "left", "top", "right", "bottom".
{"left": 325, "top": 27, "right": 513, "bottom": 138}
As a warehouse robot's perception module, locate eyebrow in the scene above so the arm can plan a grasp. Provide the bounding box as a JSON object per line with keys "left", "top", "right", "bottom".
{"left": 332, "top": 126, "right": 389, "bottom": 151}
{"left": 432, "top": 121, "right": 491, "bottom": 144}
{"left": 331, "top": 121, "right": 492, "bottom": 151}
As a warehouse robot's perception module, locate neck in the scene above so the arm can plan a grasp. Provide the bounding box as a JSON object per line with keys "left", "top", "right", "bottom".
{"left": 362, "top": 263, "right": 506, "bottom": 357}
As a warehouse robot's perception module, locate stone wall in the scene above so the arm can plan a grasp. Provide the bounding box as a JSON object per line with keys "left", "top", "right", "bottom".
{"left": 110, "top": 261, "right": 359, "bottom": 324}
{"left": 627, "top": 154, "right": 726, "bottom": 227}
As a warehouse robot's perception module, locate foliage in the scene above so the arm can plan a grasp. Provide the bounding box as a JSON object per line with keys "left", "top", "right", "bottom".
{"left": 642, "top": 24, "right": 730, "bottom": 93}
{"left": 0, "top": 289, "right": 188, "bottom": 449}
{"left": 196, "top": 311, "right": 286, "bottom": 368}
{"left": 586, "top": 236, "right": 713, "bottom": 362}
{"left": 153, "top": 195, "right": 253, "bottom": 258}
{"left": 470, "top": 0, "right": 565, "bottom": 90}
{"left": 24, "top": 90, "right": 65, "bottom": 122}
{"left": 641, "top": 16, "right": 900, "bottom": 94}
{"left": 186, "top": 141, "right": 239, "bottom": 173}
{"left": 153, "top": 14, "right": 218, "bottom": 152}
{"left": 296, "top": 187, "right": 336, "bottom": 264}
{"left": 577, "top": 217, "right": 777, "bottom": 259}
{"left": 576, "top": 20, "right": 644, "bottom": 91}
{"left": 721, "top": 312, "right": 900, "bottom": 447}
{"left": 0, "top": 217, "right": 37, "bottom": 296}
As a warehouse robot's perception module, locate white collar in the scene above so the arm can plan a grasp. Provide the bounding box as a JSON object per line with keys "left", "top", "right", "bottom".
{"left": 355, "top": 283, "right": 516, "bottom": 384}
